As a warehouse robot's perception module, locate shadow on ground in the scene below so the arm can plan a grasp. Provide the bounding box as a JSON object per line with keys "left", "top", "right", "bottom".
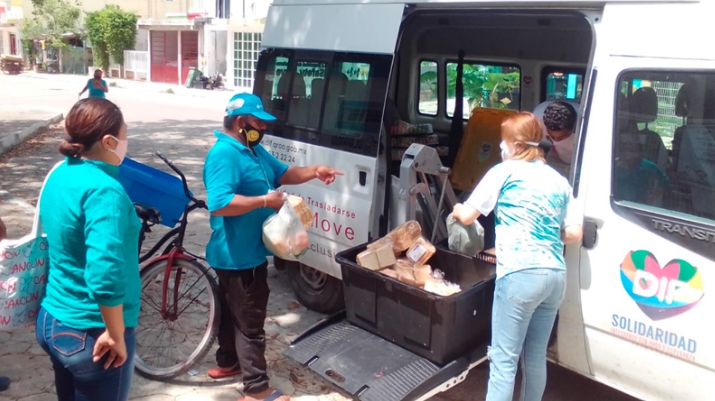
{"left": 0, "top": 117, "right": 351, "bottom": 401}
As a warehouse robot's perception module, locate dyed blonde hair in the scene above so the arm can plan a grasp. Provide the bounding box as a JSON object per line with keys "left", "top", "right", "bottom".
{"left": 501, "top": 112, "right": 545, "bottom": 162}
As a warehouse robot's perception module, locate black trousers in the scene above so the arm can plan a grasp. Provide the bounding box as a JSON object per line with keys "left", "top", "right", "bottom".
{"left": 214, "top": 262, "right": 270, "bottom": 394}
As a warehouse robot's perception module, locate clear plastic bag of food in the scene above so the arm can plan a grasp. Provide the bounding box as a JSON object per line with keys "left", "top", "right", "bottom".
{"left": 423, "top": 268, "right": 461, "bottom": 296}
{"left": 262, "top": 193, "right": 310, "bottom": 261}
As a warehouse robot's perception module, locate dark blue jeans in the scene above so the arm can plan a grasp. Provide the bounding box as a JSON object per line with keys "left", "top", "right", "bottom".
{"left": 36, "top": 307, "right": 135, "bottom": 401}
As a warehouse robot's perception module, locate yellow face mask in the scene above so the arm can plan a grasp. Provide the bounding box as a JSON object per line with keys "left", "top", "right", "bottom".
{"left": 242, "top": 124, "right": 264, "bottom": 147}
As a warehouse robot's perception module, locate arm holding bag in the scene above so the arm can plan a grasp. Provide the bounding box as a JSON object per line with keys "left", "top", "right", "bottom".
{"left": 262, "top": 194, "right": 310, "bottom": 262}
{"left": 446, "top": 212, "right": 485, "bottom": 257}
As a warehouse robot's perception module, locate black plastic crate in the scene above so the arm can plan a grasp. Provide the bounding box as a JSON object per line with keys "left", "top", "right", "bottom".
{"left": 336, "top": 243, "right": 496, "bottom": 366}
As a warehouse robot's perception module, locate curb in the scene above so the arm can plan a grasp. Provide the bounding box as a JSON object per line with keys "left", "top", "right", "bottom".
{"left": 0, "top": 112, "right": 64, "bottom": 156}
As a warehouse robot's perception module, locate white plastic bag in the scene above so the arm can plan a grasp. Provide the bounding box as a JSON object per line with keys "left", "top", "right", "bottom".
{"left": 0, "top": 162, "right": 61, "bottom": 330}
{"left": 262, "top": 193, "right": 310, "bottom": 261}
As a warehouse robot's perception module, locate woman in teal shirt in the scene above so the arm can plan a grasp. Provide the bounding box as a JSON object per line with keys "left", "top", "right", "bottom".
{"left": 79, "top": 69, "right": 109, "bottom": 99}
{"left": 36, "top": 98, "right": 140, "bottom": 401}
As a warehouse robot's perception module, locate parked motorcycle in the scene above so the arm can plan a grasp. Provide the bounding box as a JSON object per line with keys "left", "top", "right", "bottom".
{"left": 207, "top": 72, "right": 225, "bottom": 90}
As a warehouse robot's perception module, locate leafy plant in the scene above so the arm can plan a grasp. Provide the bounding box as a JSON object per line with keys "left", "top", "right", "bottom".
{"left": 21, "top": 0, "right": 82, "bottom": 50}
{"left": 86, "top": 5, "right": 138, "bottom": 71}
{"left": 447, "top": 64, "right": 520, "bottom": 111}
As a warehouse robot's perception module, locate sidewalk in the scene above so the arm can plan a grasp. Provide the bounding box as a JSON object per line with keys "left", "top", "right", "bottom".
{"left": 0, "top": 107, "right": 63, "bottom": 156}
{"left": 22, "top": 71, "right": 248, "bottom": 100}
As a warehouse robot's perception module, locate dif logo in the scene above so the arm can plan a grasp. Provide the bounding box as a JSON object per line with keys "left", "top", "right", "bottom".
{"left": 620, "top": 250, "right": 704, "bottom": 321}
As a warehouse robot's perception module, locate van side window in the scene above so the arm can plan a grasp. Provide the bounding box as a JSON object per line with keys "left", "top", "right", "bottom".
{"left": 446, "top": 62, "right": 521, "bottom": 119}
{"left": 543, "top": 68, "right": 584, "bottom": 102}
{"left": 319, "top": 56, "right": 391, "bottom": 155}
{"left": 613, "top": 71, "right": 715, "bottom": 222}
{"left": 418, "top": 60, "right": 438, "bottom": 116}
{"left": 259, "top": 54, "right": 291, "bottom": 122}
{"left": 256, "top": 51, "right": 390, "bottom": 156}
{"left": 287, "top": 60, "right": 327, "bottom": 129}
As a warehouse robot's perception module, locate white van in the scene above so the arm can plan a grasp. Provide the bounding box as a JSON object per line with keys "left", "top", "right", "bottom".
{"left": 256, "top": 1, "right": 715, "bottom": 400}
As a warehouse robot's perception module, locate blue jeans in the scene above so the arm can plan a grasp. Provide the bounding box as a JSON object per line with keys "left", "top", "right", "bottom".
{"left": 36, "top": 307, "right": 136, "bottom": 401}
{"left": 486, "top": 268, "right": 566, "bottom": 401}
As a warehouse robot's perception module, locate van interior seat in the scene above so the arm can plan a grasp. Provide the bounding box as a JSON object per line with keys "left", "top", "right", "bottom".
{"left": 310, "top": 78, "right": 325, "bottom": 99}
{"left": 307, "top": 78, "right": 326, "bottom": 127}
{"left": 450, "top": 107, "right": 517, "bottom": 192}
{"left": 627, "top": 87, "right": 668, "bottom": 170}
{"left": 616, "top": 92, "right": 631, "bottom": 134}
{"left": 283, "top": 72, "right": 310, "bottom": 127}
{"left": 345, "top": 80, "right": 366, "bottom": 101}
{"left": 323, "top": 73, "right": 350, "bottom": 132}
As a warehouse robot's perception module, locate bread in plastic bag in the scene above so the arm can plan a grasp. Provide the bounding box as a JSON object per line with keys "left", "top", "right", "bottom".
{"left": 423, "top": 268, "right": 462, "bottom": 296}
{"left": 262, "top": 193, "right": 310, "bottom": 261}
{"left": 446, "top": 212, "right": 485, "bottom": 257}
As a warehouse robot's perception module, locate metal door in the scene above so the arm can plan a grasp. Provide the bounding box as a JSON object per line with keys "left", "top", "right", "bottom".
{"left": 180, "top": 31, "right": 199, "bottom": 84}
{"left": 151, "top": 31, "right": 179, "bottom": 84}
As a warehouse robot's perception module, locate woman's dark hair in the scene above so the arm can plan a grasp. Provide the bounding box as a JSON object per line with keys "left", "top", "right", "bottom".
{"left": 59, "top": 98, "right": 124, "bottom": 158}
{"left": 543, "top": 101, "right": 577, "bottom": 132}
{"left": 94, "top": 69, "right": 102, "bottom": 76}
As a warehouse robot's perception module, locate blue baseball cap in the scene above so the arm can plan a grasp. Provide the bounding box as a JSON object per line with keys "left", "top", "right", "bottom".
{"left": 225, "top": 93, "right": 277, "bottom": 121}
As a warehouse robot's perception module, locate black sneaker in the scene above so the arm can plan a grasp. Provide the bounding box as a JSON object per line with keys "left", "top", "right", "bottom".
{"left": 0, "top": 376, "right": 9, "bottom": 391}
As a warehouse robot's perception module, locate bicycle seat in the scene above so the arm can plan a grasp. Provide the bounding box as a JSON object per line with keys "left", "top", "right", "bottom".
{"left": 134, "top": 203, "right": 161, "bottom": 223}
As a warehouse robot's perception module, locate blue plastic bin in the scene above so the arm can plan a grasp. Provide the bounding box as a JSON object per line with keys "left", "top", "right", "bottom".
{"left": 117, "top": 158, "right": 191, "bottom": 228}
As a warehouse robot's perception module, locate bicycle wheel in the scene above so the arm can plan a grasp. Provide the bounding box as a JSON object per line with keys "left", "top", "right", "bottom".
{"left": 134, "top": 258, "right": 220, "bottom": 380}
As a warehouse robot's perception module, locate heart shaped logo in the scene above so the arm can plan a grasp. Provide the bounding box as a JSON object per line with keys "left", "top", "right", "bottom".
{"left": 523, "top": 76, "right": 533, "bottom": 85}
{"left": 620, "top": 250, "right": 704, "bottom": 321}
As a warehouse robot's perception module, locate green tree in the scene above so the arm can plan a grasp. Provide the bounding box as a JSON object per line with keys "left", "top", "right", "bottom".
{"left": 20, "top": 0, "right": 82, "bottom": 50}
{"left": 85, "top": 5, "right": 138, "bottom": 72}
{"left": 447, "top": 64, "right": 520, "bottom": 111}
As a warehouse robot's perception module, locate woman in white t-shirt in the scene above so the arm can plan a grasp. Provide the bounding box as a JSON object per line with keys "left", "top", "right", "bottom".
{"left": 452, "top": 112, "right": 583, "bottom": 401}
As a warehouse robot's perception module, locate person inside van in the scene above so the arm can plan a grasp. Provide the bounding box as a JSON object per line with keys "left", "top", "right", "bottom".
{"left": 541, "top": 101, "right": 578, "bottom": 177}
{"left": 203, "top": 93, "right": 343, "bottom": 401}
{"left": 615, "top": 140, "right": 669, "bottom": 206}
{"left": 451, "top": 112, "right": 582, "bottom": 401}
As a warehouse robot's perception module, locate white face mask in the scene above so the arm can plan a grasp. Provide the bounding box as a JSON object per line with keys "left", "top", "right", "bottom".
{"left": 500, "top": 140, "right": 513, "bottom": 160}
{"left": 109, "top": 136, "right": 128, "bottom": 165}
{"left": 548, "top": 133, "right": 575, "bottom": 164}
{"left": 500, "top": 140, "right": 539, "bottom": 160}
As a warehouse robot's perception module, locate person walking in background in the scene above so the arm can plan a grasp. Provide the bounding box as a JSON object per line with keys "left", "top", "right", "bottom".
{"left": 35, "top": 98, "right": 140, "bottom": 401}
{"left": 79, "top": 69, "right": 109, "bottom": 99}
{"left": 203, "top": 93, "right": 343, "bottom": 401}
{"left": 452, "top": 112, "right": 582, "bottom": 401}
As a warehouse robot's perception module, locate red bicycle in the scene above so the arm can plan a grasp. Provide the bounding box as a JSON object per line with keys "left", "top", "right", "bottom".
{"left": 132, "top": 152, "right": 220, "bottom": 380}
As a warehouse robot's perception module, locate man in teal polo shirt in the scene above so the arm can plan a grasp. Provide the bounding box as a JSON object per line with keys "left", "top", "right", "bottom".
{"left": 203, "top": 93, "right": 342, "bottom": 401}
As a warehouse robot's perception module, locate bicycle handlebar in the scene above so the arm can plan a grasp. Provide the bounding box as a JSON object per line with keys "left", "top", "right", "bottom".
{"left": 155, "top": 151, "right": 205, "bottom": 208}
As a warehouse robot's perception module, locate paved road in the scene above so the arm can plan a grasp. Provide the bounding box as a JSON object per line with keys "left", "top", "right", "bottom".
{"left": 0, "top": 73, "right": 641, "bottom": 401}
